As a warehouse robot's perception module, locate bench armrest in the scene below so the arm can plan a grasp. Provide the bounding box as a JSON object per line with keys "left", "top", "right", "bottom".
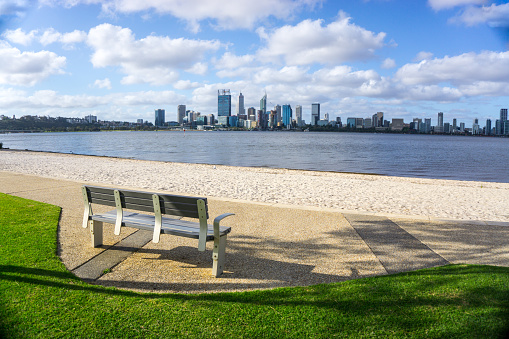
{"left": 213, "top": 213, "right": 235, "bottom": 239}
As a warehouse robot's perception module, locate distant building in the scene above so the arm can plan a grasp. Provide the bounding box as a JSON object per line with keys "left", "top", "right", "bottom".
{"left": 425, "top": 118, "right": 432, "bottom": 133}
{"left": 257, "top": 109, "right": 266, "bottom": 129}
{"left": 444, "top": 122, "right": 451, "bottom": 134}
{"left": 155, "top": 109, "right": 165, "bottom": 127}
{"left": 218, "top": 89, "right": 231, "bottom": 117}
{"left": 247, "top": 107, "right": 256, "bottom": 121}
{"left": 311, "top": 103, "right": 320, "bottom": 125}
{"left": 295, "top": 105, "right": 302, "bottom": 126}
{"left": 228, "top": 116, "right": 238, "bottom": 128}
{"left": 282, "top": 104, "right": 292, "bottom": 128}
{"left": 372, "top": 112, "right": 383, "bottom": 127}
{"left": 137, "top": 119, "right": 143, "bottom": 124}
{"left": 436, "top": 112, "right": 444, "bottom": 133}
{"left": 178, "top": 105, "right": 186, "bottom": 125}
{"left": 347, "top": 117, "right": 356, "bottom": 128}
{"left": 500, "top": 108, "right": 508, "bottom": 135}
{"left": 485, "top": 119, "right": 492, "bottom": 135}
{"left": 391, "top": 118, "right": 404, "bottom": 131}
{"left": 364, "top": 118, "right": 372, "bottom": 128}
{"left": 237, "top": 92, "right": 245, "bottom": 116}
{"left": 472, "top": 118, "right": 480, "bottom": 135}
{"left": 260, "top": 93, "right": 267, "bottom": 117}
{"left": 85, "top": 115, "right": 97, "bottom": 123}
{"left": 274, "top": 104, "right": 282, "bottom": 124}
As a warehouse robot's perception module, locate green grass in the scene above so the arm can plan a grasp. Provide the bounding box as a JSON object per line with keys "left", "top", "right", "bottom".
{"left": 1, "top": 192, "right": 508, "bottom": 338}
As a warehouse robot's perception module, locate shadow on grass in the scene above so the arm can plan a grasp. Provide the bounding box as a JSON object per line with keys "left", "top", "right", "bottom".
{"left": 2, "top": 264, "right": 509, "bottom": 337}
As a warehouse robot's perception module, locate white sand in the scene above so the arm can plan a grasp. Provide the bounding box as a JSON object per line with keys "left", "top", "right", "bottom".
{"left": 1, "top": 150, "right": 509, "bottom": 222}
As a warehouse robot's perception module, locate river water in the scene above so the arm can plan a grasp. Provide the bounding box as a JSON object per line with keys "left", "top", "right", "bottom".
{"left": 1, "top": 131, "right": 508, "bottom": 183}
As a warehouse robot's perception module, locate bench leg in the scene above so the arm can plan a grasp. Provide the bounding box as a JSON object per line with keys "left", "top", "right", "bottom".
{"left": 212, "top": 234, "right": 227, "bottom": 277}
{"left": 90, "top": 220, "right": 103, "bottom": 247}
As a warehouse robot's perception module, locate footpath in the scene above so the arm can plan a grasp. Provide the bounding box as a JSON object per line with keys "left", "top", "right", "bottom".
{"left": 1, "top": 171, "right": 508, "bottom": 294}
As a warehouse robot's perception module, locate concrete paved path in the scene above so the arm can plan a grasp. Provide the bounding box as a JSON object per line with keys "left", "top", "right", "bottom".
{"left": 1, "top": 171, "right": 508, "bottom": 294}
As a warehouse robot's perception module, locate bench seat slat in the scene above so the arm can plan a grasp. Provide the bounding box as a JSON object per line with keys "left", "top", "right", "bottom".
{"left": 90, "top": 210, "right": 231, "bottom": 240}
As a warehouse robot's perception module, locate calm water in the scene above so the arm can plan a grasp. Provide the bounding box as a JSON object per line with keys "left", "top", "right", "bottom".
{"left": 1, "top": 131, "right": 508, "bottom": 183}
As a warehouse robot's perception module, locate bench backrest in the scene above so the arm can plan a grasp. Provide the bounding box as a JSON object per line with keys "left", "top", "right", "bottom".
{"left": 82, "top": 185, "right": 210, "bottom": 248}
{"left": 83, "top": 185, "right": 209, "bottom": 219}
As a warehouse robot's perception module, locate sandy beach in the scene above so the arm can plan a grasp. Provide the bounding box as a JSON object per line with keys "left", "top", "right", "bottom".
{"left": 1, "top": 149, "right": 508, "bottom": 222}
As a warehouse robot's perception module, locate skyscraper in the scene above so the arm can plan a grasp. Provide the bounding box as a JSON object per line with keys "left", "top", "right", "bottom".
{"left": 155, "top": 109, "right": 165, "bottom": 127}
{"left": 311, "top": 103, "right": 320, "bottom": 125}
{"left": 486, "top": 119, "right": 492, "bottom": 135}
{"left": 282, "top": 104, "right": 292, "bottom": 128}
{"left": 501, "top": 108, "right": 508, "bottom": 135}
{"left": 247, "top": 107, "right": 256, "bottom": 121}
{"left": 436, "top": 112, "right": 444, "bottom": 133}
{"left": 218, "top": 89, "right": 231, "bottom": 117}
{"left": 274, "top": 104, "right": 281, "bottom": 124}
{"left": 177, "top": 105, "right": 186, "bottom": 125}
{"left": 260, "top": 93, "right": 267, "bottom": 116}
{"left": 237, "top": 92, "right": 245, "bottom": 116}
{"left": 295, "top": 105, "right": 302, "bottom": 126}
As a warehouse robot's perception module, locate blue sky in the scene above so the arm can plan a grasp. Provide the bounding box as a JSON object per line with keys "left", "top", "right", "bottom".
{"left": 1, "top": 0, "right": 508, "bottom": 126}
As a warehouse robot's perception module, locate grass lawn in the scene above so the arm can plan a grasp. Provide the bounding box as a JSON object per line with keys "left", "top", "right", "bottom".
{"left": 1, "top": 192, "right": 508, "bottom": 338}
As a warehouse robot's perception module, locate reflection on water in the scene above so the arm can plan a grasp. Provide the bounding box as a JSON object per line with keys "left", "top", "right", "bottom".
{"left": 1, "top": 131, "right": 508, "bottom": 183}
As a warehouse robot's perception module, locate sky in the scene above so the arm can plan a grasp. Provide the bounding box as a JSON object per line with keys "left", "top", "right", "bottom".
{"left": 0, "top": 0, "right": 508, "bottom": 126}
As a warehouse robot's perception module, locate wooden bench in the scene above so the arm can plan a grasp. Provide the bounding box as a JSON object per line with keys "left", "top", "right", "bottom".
{"left": 81, "top": 185, "right": 234, "bottom": 277}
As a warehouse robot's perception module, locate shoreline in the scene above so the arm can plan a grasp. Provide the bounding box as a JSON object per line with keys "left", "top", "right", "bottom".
{"left": 1, "top": 149, "right": 509, "bottom": 222}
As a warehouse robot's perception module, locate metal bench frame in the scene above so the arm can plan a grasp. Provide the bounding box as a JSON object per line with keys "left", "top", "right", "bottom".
{"left": 81, "top": 185, "right": 234, "bottom": 277}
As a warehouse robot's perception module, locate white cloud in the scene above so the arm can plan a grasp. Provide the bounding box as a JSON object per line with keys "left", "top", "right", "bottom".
{"left": 0, "top": 41, "right": 66, "bottom": 86}
{"left": 253, "top": 66, "right": 310, "bottom": 84}
{"left": 413, "top": 51, "right": 434, "bottom": 62}
{"left": 41, "top": 0, "right": 321, "bottom": 31}
{"left": 215, "top": 52, "right": 255, "bottom": 70}
{"left": 0, "top": 87, "right": 186, "bottom": 111}
{"left": 0, "top": 0, "right": 32, "bottom": 17}
{"left": 3, "top": 28, "right": 87, "bottom": 47}
{"left": 87, "top": 24, "right": 221, "bottom": 85}
{"left": 381, "top": 58, "right": 396, "bottom": 69}
{"left": 395, "top": 51, "right": 509, "bottom": 88}
{"left": 427, "top": 0, "right": 487, "bottom": 11}
{"left": 185, "top": 62, "right": 208, "bottom": 75}
{"left": 173, "top": 80, "right": 201, "bottom": 90}
{"left": 2, "top": 28, "right": 38, "bottom": 45}
{"left": 257, "top": 11, "right": 386, "bottom": 65}
{"left": 451, "top": 3, "right": 509, "bottom": 27}
{"left": 40, "top": 28, "right": 62, "bottom": 45}
{"left": 93, "top": 78, "right": 111, "bottom": 89}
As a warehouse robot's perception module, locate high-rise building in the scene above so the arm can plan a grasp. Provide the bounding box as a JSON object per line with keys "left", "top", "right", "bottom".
{"left": 295, "top": 105, "right": 302, "bottom": 126}
{"left": 257, "top": 109, "right": 266, "bottom": 129}
{"left": 436, "top": 112, "right": 444, "bottom": 133}
{"left": 177, "top": 105, "right": 186, "bottom": 125}
{"left": 372, "top": 112, "right": 384, "bottom": 127}
{"left": 501, "top": 108, "right": 508, "bottom": 135}
{"left": 282, "top": 104, "right": 292, "bottom": 128}
{"left": 425, "top": 118, "right": 431, "bottom": 133}
{"left": 260, "top": 93, "right": 267, "bottom": 117}
{"left": 247, "top": 107, "right": 256, "bottom": 121}
{"left": 311, "top": 103, "right": 320, "bottom": 125}
{"left": 237, "top": 92, "right": 245, "bottom": 116}
{"left": 155, "top": 109, "right": 165, "bottom": 127}
{"left": 501, "top": 108, "right": 508, "bottom": 121}
{"left": 486, "top": 119, "right": 492, "bottom": 135}
{"left": 218, "top": 89, "right": 231, "bottom": 117}
{"left": 274, "top": 104, "right": 281, "bottom": 124}
{"left": 452, "top": 118, "right": 457, "bottom": 133}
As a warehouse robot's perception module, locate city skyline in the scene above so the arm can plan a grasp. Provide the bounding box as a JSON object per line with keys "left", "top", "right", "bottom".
{"left": 0, "top": 1, "right": 508, "bottom": 124}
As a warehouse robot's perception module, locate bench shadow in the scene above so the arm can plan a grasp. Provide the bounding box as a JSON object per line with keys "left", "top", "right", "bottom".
{"left": 89, "top": 231, "right": 378, "bottom": 293}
